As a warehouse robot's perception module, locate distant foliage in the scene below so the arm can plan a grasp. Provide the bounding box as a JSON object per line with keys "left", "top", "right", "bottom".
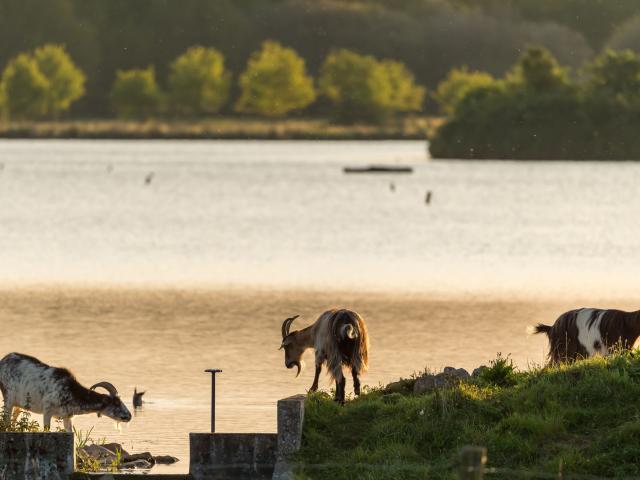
{"left": 0, "top": 53, "right": 49, "bottom": 119}
{"left": 607, "top": 16, "right": 640, "bottom": 54}
{"left": 584, "top": 49, "right": 640, "bottom": 102}
{"left": 111, "top": 67, "right": 162, "bottom": 119}
{"left": 34, "top": 44, "right": 85, "bottom": 117}
{"left": 320, "top": 49, "right": 424, "bottom": 124}
{"left": 168, "top": 46, "right": 231, "bottom": 116}
{"left": 236, "top": 41, "right": 315, "bottom": 117}
{"left": 434, "top": 67, "right": 495, "bottom": 114}
{"left": 505, "top": 46, "right": 571, "bottom": 92}
{"left": 430, "top": 46, "right": 640, "bottom": 160}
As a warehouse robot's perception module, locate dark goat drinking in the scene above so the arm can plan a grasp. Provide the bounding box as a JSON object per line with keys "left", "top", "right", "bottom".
{"left": 279, "top": 308, "right": 369, "bottom": 403}
{"left": 532, "top": 308, "right": 640, "bottom": 364}
{"left": 0, "top": 353, "right": 132, "bottom": 431}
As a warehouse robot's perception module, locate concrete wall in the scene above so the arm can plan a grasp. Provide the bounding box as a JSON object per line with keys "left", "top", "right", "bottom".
{"left": 0, "top": 432, "right": 74, "bottom": 480}
{"left": 190, "top": 433, "right": 277, "bottom": 480}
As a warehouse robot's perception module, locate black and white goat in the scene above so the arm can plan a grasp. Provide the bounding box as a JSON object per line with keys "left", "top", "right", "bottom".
{"left": 0, "top": 353, "right": 132, "bottom": 431}
{"left": 279, "top": 309, "right": 369, "bottom": 403}
{"left": 532, "top": 308, "right": 640, "bottom": 364}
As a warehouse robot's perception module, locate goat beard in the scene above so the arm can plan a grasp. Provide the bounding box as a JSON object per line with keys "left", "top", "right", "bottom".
{"left": 289, "top": 361, "right": 304, "bottom": 378}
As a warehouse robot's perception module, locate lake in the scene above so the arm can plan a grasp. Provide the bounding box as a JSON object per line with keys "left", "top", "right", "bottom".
{"left": 0, "top": 139, "right": 639, "bottom": 472}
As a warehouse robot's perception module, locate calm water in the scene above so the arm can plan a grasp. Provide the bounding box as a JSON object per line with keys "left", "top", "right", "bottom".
{"left": 1, "top": 139, "right": 640, "bottom": 472}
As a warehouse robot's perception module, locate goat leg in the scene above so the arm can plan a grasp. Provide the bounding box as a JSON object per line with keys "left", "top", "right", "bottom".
{"left": 352, "top": 367, "right": 361, "bottom": 396}
{"left": 43, "top": 412, "right": 52, "bottom": 432}
{"left": 335, "top": 374, "right": 346, "bottom": 405}
{"left": 309, "top": 364, "right": 322, "bottom": 392}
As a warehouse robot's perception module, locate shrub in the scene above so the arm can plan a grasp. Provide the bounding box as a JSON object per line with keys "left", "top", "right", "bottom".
{"left": 168, "top": 46, "right": 231, "bottom": 115}
{"left": 33, "top": 44, "right": 85, "bottom": 117}
{"left": 319, "top": 49, "right": 424, "bottom": 124}
{"left": 434, "top": 66, "right": 496, "bottom": 114}
{"left": 0, "top": 53, "right": 49, "bottom": 120}
{"left": 236, "top": 40, "right": 315, "bottom": 117}
{"left": 111, "top": 67, "right": 162, "bottom": 119}
{"left": 583, "top": 49, "right": 640, "bottom": 102}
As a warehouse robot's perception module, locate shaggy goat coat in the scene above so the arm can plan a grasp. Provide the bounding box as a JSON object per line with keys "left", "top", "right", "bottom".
{"left": 533, "top": 308, "right": 640, "bottom": 363}
{"left": 313, "top": 309, "right": 369, "bottom": 381}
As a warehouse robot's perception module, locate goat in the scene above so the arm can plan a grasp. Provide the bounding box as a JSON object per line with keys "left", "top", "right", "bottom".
{"left": 532, "top": 308, "right": 640, "bottom": 364}
{"left": 0, "top": 353, "right": 132, "bottom": 432}
{"left": 279, "top": 309, "right": 369, "bottom": 403}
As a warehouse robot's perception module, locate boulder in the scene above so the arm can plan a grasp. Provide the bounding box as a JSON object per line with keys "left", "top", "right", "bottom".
{"left": 153, "top": 455, "right": 179, "bottom": 465}
{"left": 472, "top": 366, "right": 488, "bottom": 378}
{"left": 413, "top": 367, "right": 471, "bottom": 395}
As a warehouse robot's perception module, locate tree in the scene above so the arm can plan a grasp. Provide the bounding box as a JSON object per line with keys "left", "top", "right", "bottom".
{"left": 33, "top": 44, "right": 85, "bottom": 117}
{"left": 506, "top": 46, "right": 570, "bottom": 92}
{"left": 168, "top": 46, "right": 231, "bottom": 115}
{"left": 382, "top": 60, "right": 425, "bottom": 113}
{"left": 0, "top": 53, "right": 49, "bottom": 119}
{"left": 319, "top": 49, "right": 424, "bottom": 124}
{"left": 584, "top": 49, "right": 640, "bottom": 100}
{"left": 434, "top": 67, "right": 495, "bottom": 115}
{"left": 110, "top": 67, "right": 162, "bottom": 119}
{"left": 235, "top": 41, "right": 315, "bottom": 117}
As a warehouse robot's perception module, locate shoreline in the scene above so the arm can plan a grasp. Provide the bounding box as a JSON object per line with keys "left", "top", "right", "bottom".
{"left": 0, "top": 117, "right": 438, "bottom": 141}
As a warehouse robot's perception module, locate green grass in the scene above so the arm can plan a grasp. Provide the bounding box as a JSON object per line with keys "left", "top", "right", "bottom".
{"left": 296, "top": 351, "right": 640, "bottom": 479}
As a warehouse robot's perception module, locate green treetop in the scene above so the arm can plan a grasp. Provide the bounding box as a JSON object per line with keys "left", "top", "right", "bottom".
{"left": 320, "top": 49, "right": 424, "bottom": 124}
{"left": 33, "top": 44, "right": 85, "bottom": 117}
{"left": 0, "top": 53, "right": 49, "bottom": 119}
{"left": 506, "top": 46, "right": 571, "bottom": 92}
{"left": 435, "top": 67, "right": 496, "bottom": 115}
{"left": 235, "top": 40, "right": 316, "bottom": 117}
{"left": 585, "top": 49, "right": 640, "bottom": 102}
{"left": 168, "top": 46, "right": 231, "bottom": 115}
{"left": 110, "top": 67, "right": 162, "bottom": 119}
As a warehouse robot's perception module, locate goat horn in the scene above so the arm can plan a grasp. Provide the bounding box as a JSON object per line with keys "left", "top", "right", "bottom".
{"left": 281, "top": 315, "right": 299, "bottom": 339}
{"left": 90, "top": 381, "right": 119, "bottom": 397}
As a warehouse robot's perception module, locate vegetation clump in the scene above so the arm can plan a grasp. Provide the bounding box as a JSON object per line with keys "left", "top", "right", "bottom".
{"left": 297, "top": 350, "right": 640, "bottom": 479}
{"left": 430, "top": 46, "right": 640, "bottom": 160}
{"left": 236, "top": 41, "right": 316, "bottom": 117}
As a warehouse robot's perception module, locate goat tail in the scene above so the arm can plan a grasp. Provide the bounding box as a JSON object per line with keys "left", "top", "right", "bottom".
{"left": 338, "top": 310, "right": 369, "bottom": 374}
{"left": 529, "top": 323, "right": 552, "bottom": 336}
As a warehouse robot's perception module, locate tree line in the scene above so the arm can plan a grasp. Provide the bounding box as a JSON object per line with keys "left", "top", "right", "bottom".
{"left": 3, "top": 0, "right": 628, "bottom": 117}
{"left": 0, "top": 41, "right": 424, "bottom": 124}
{"left": 430, "top": 47, "right": 640, "bottom": 159}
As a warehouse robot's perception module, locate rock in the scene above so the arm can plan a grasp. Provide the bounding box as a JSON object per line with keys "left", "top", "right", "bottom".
{"left": 122, "top": 452, "right": 155, "bottom": 465}
{"left": 120, "top": 459, "right": 153, "bottom": 469}
{"left": 383, "top": 378, "right": 414, "bottom": 394}
{"left": 413, "top": 374, "right": 437, "bottom": 394}
{"left": 413, "top": 367, "right": 471, "bottom": 395}
{"left": 154, "top": 455, "right": 180, "bottom": 465}
{"left": 79, "top": 444, "right": 119, "bottom": 464}
{"left": 472, "top": 366, "right": 488, "bottom": 378}
{"left": 101, "top": 443, "right": 130, "bottom": 457}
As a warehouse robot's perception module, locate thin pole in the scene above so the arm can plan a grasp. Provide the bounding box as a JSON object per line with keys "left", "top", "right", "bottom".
{"left": 205, "top": 369, "right": 222, "bottom": 433}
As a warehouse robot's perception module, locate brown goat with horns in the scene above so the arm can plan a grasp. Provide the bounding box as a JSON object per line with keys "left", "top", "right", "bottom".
{"left": 280, "top": 309, "right": 369, "bottom": 403}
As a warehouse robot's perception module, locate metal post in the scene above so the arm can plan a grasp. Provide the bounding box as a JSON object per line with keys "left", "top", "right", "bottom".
{"left": 205, "top": 369, "right": 222, "bottom": 433}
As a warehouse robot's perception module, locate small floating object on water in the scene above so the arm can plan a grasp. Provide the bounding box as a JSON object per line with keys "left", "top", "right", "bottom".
{"left": 425, "top": 190, "right": 432, "bottom": 204}
{"left": 343, "top": 165, "right": 413, "bottom": 174}
{"left": 144, "top": 172, "right": 154, "bottom": 185}
{"left": 133, "top": 387, "right": 146, "bottom": 408}
{"left": 389, "top": 182, "right": 396, "bottom": 192}
{"left": 106, "top": 163, "right": 113, "bottom": 173}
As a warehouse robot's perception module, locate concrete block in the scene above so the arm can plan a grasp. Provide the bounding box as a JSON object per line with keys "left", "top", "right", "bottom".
{"left": 189, "top": 433, "right": 277, "bottom": 480}
{"left": 0, "top": 432, "right": 74, "bottom": 480}
{"left": 276, "top": 394, "right": 305, "bottom": 456}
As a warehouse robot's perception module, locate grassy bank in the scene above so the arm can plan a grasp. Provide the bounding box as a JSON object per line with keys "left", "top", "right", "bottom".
{"left": 0, "top": 117, "right": 437, "bottom": 140}
{"left": 297, "top": 352, "right": 640, "bottom": 479}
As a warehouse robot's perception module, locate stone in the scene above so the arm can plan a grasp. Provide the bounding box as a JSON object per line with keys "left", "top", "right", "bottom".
{"left": 0, "top": 432, "right": 74, "bottom": 480}
{"left": 413, "top": 374, "right": 437, "bottom": 395}
{"left": 472, "top": 366, "right": 488, "bottom": 377}
{"left": 413, "top": 368, "right": 471, "bottom": 395}
{"left": 101, "top": 442, "right": 129, "bottom": 457}
{"left": 120, "top": 459, "right": 153, "bottom": 469}
{"left": 190, "top": 433, "right": 277, "bottom": 480}
{"left": 153, "top": 455, "right": 179, "bottom": 464}
{"left": 122, "top": 452, "right": 155, "bottom": 465}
